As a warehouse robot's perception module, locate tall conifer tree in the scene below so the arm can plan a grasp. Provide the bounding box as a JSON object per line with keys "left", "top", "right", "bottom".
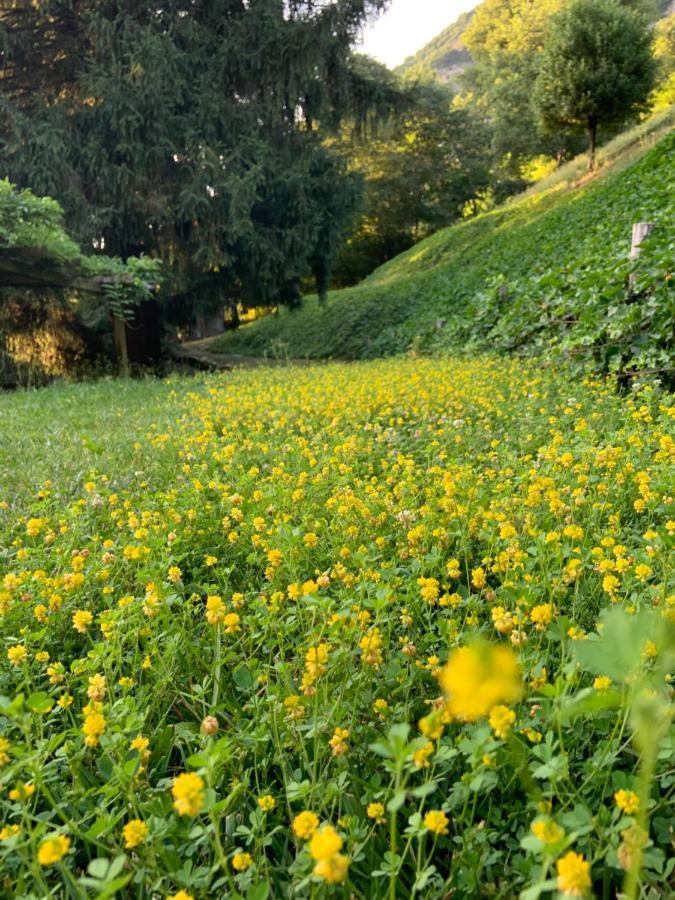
{"left": 0, "top": 1, "right": 390, "bottom": 334}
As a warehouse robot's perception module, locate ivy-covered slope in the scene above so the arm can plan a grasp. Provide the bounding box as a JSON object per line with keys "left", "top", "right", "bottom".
{"left": 214, "top": 127, "right": 674, "bottom": 383}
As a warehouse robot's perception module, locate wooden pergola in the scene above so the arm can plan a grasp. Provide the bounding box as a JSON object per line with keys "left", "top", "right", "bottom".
{"left": 0, "top": 243, "right": 133, "bottom": 292}
{"left": 1, "top": 243, "right": 139, "bottom": 374}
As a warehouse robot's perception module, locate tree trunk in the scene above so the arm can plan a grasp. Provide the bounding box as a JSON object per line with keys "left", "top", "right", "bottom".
{"left": 124, "top": 298, "right": 162, "bottom": 365}
{"left": 111, "top": 314, "right": 130, "bottom": 377}
{"left": 224, "top": 300, "right": 240, "bottom": 331}
{"left": 587, "top": 121, "right": 598, "bottom": 172}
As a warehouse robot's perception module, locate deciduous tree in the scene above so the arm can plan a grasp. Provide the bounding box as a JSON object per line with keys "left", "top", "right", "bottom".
{"left": 534, "top": 0, "right": 657, "bottom": 171}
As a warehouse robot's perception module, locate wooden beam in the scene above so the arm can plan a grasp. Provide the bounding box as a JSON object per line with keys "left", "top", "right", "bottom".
{"left": 0, "top": 245, "right": 133, "bottom": 293}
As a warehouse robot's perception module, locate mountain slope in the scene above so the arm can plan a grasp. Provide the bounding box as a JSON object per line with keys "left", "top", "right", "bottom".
{"left": 396, "top": 0, "right": 674, "bottom": 85}
{"left": 397, "top": 8, "right": 475, "bottom": 84}
{"left": 212, "top": 112, "right": 675, "bottom": 383}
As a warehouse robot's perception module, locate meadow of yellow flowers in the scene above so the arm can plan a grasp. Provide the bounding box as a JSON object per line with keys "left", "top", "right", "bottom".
{"left": 0, "top": 357, "right": 673, "bottom": 899}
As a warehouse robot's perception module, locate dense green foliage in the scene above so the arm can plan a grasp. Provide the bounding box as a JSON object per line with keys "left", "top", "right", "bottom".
{"left": 0, "top": 180, "right": 159, "bottom": 290}
{"left": 1, "top": 0, "right": 673, "bottom": 361}
{"left": 2, "top": 0, "right": 672, "bottom": 326}
{"left": 462, "top": 0, "right": 571, "bottom": 170}
{"left": 213, "top": 127, "right": 674, "bottom": 385}
{"left": 652, "top": 13, "right": 675, "bottom": 109}
{"left": 330, "top": 86, "right": 491, "bottom": 285}
{"left": 0, "top": 0, "right": 389, "bottom": 322}
{"left": 0, "top": 359, "right": 673, "bottom": 897}
{"left": 1, "top": 4, "right": 674, "bottom": 892}
{"left": 0, "top": 181, "right": 81, "bottom": 264}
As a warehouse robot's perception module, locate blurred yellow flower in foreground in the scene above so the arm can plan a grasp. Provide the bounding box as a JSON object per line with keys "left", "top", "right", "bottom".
{"left": 439, "top": 642, "right": 522, "bottom": 722}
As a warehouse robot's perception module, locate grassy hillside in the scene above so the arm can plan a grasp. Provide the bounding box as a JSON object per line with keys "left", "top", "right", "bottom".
{"left": 214, "top": 112, "right": 675, "bottom": 383}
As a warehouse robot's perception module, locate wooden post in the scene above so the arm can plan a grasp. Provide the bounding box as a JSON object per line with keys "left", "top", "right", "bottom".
{"left": 629, "top": 222, "right": 655, "bottom": 291}
{"left": 630, "top": 222, "right": 655, "bottom": 259}
{"left": 112, "top": 315, "right": 130, "bottom": 377}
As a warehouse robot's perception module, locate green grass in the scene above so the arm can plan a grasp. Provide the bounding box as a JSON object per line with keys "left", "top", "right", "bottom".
{"left": 213, "top": 116, "right": 675, "bottom": 382}
{"left": 0, "top": 377, "right": 182, "bottom": 498}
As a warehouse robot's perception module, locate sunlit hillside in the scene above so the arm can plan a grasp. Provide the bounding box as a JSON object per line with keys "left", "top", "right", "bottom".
{"left": 213, "top": 112, "right": 674, "bottom": 384}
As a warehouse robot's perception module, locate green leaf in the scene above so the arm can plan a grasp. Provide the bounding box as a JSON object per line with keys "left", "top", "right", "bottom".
{"left": 186, "top": 753, "right": 209, "bottom": 768}
{"left": 519, "top": 879, "right": 558, "bottom": 900}
{"left": 387, "top": 790, "right": 407, "bottom": 813}
{"left": 558, "top": 688, "right": 623, "bottom": 722}
{"left": 107, "top": 856, "right": 127, "bottom": 880}
{"left": 87, "top": 858, "right": 111, "bottom": 880}
{"left": 571, "top": 608, "right": 658, "bottom": 682}
{"left": 233, "top": 665, "right": 253, "bottom": 691}
{"left": 0, "top": 694, "right": 25, "bottom": 717}
{"left": 410, "top": 781, "right": 438, "bottom": 799}
{"left": 27, "top": 691, "right": 54, "bottom": 714}
{"left": 86, "top": 817, "right": 115, "bottom": 840}
{"left": 246, "top": 884, "right": 270, "bottom": 900}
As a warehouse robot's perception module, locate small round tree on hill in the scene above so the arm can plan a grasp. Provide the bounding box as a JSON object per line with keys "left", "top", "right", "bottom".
{"left": 534, "top": 0, "right": 657, "bottom": 171}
